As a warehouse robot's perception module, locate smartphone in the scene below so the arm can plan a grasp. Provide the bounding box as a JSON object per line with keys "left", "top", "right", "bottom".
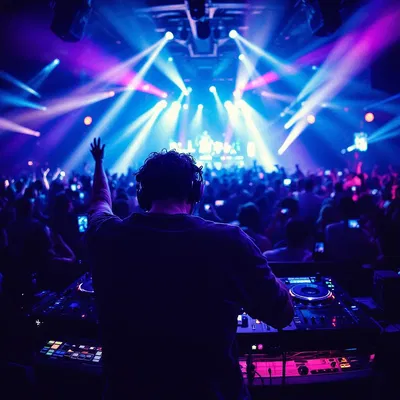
{"left": 283, "top": 178, "right": 291, "bottom": 186}
{"left": 281, "top": 208, "right": 289, "bottom": 215}
{"left": 70, "top": 184, "right": 77, "bottom": 192}
{"left": 215, "top": 200, "right": 225, "bottom": 206}
{"left": 79, "top": 192, "right": 85, "bottom": 199}
{"left": 77, "top": 215, "right": 88, "bottom": 233}
{"left": 204, "top": 204, "right": 211, "bottom": 211}
{"left": 348, "top": 219, "right": 360, "bottom": 229}
{"left": 325, "top": 170, "right": 331, "bottom": 176}
{"left": 314, "top": 242, "right": 325, "bottom": 253}
{"left": 372, "top": 189, "right": 378, "bottom": 195}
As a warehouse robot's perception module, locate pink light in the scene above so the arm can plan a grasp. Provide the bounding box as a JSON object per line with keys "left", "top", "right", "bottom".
{"left": 143, "top": 84, "right": 150, "bottom": 91}
{"left": 84, "top": 116, "right": 93, "bottom": 126}
{"left": 162, "top": 92, "right": 168, "bottom": 98}
{"left": 243, "top": 71, "right": 279, "bottom": 91}
{"left": 0, "top": 117, "right": 41, "bottom": 137}
{"left": 28, "top": 160, "right": 33, "bottom": 166}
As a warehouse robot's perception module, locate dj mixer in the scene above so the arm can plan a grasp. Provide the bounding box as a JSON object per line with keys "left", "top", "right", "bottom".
{"left": 33, "top": 274, "right": 380, "bottom": 350}
{"left": 32, "top": 274, "right": 380, "bottom": 390}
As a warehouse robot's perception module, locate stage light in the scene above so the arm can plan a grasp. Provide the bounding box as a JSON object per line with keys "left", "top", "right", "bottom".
{"left": 224, "top": 101, "right": 233, "bottom": 108}
{"left": 159, "top": 100, "right": 168, "bottom": 108}
{"left": 53, "top": 58, "right": 60, "bottom": 65}
{"left": 28, "top": 160, "right": 33, "bottom": 166}
{"left": 198, "top": 104, "right": 203, "bottom": 109}
{"left": 183, "top": 104, "right": 189, "bottom": 110}
{"left": 233, "top": 90, "right": 241, "bottom": 98}
{"left": 229, "top": 30, "right": 238, "bottom": 39}
{"left": 209, "top": 86, "right": 216, "bottom": 93}
{"left": 168, "top": 56, "right": 173, "bottom": 62}
{"left": 280, "top": 112, "right": 286, "bottom": 117}
{"left": 143, "top": 84, "right": 150, "bottom": 91}
{"left": 84, "top": 116, "right": 92, "bottom": 126}
{"left": 108, "top": 91, "right": 115, "bottom": 97}
{"left": 312, "top": 65, "right": 318, "bottom": 70}
{"left": 187, "top": 87, "right": 192, "bottom": 93}
{"left": 307, "top": 114, "right": 316, "bottom": 124}
{"left": 365, "top": 112, "right": 375, "bottom": 122}
{"left": 165, "top": 31, "right": 174, "bottom": 41}
{"left": 162, "top": 92, "right": 168, "bottom": 98}
{"left": 238, "top": 54, "right": 245, "bottom": 61}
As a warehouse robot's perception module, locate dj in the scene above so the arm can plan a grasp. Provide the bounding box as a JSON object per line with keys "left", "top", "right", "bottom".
{"left": 87, "top": 138, "right": 293, "bottom": 400}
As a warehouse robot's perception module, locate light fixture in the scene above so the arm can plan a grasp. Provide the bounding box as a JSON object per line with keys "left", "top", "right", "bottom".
{"left": 165, "top": 31, "right": 174, "bottom": 41}
{"left": 229, "top": 30, "right": 238, "bottom": 39}
{"left": 209, "top": 86, "right": 216, "bottom": 93}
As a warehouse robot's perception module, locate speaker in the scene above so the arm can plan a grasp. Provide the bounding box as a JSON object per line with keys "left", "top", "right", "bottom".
{"left": 51, "top": 0, "right": 92, "bottom": 42}
{"left": 371, "top": 42, "right": 400, "bottom": 94}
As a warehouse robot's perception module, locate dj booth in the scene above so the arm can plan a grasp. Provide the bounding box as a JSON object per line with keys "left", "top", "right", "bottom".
{"left": 2, "top": 262, "right": 400, "bottom": 399}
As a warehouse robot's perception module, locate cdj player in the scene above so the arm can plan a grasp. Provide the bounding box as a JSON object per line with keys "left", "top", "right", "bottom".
{"left": 33, "top": 274, "right": 380, "bottom": 352}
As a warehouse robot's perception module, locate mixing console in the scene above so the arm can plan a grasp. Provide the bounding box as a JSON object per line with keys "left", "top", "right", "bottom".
{"left": 33, "top": 274, "right": 380, "bottom": 351}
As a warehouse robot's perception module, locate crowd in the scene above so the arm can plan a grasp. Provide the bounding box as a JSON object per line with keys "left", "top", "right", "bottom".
{"left": 0, "top": 157, "right": 400, "bottom": 301}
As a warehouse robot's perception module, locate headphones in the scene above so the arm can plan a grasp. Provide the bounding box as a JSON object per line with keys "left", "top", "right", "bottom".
{"left": 136, "top": 165, "right": 203, "bottom": 212}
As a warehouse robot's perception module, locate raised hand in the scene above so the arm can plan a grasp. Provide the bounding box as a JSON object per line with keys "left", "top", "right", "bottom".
{"left": 90, "top": 138, "right": 105, "bottom": 163}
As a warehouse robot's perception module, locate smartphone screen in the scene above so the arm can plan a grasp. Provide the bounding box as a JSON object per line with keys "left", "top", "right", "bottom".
{"left": 314, "top": 242, "right": 324, "bottom": 253}
{"left": 70, "top": 184, "right": 77, "bottom": 192}
{"left": 325, "top": 170, "right": 331, "bottom": 176}
{"left": 77, "top": 215, "right": 88, "bottom": 233}
{"left": 215, "top": 200, "right": 225, "bottom": 206}
{"left": 283, "top": 178, "right": 291, "bottom": 186}
{"left": 281, "top": 208, "right": 289, "bottom": 215}
{"left": 204, "top": 204, "right": 211, "bottom": 211}
{"left": 348, "top": 219, "right": 360, "bottom": 229}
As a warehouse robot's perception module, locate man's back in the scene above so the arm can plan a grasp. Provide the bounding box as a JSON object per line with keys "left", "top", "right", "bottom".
{"left": 89, "top": 212, "right": 293, "bottom": 400}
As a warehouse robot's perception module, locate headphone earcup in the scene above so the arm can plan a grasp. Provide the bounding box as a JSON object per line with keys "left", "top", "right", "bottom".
{"left": 190, "top": 180, "right": 203, "bottom": 204}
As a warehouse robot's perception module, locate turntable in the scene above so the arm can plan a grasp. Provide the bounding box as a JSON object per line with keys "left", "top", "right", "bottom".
{"left": 289, "top": 283, "right": 333, "bottom": 306}
{"left": 77, "top": 279, "right": 94, "bottom": 294}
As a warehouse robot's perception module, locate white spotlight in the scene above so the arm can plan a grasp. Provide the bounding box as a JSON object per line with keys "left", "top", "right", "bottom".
{"left": 165, "top": 31, "right": 174, "bottom": 41}
{"left": 224, "top": 101, "right": 233, "bottom": 108}
{"left": 53, "top": 58, "right": 60, "bottom": 65}
{"left": 159, "top": 100, "right": 168, "bottom": 108}
{"left": 198, "top": 104, "right": 203, "bottom": 110}
{"left": 187, "top": 87, "right": 192, "bottom": 93}
{"left": 209, "top": 86, "right": 216, "bottom": 93}
{"left": 238, "top": 54, "right": 245, "bottom": 61}
{"left": 229, "top": 30, "right": 238, "bottom": 39}
{"left": 183, "top": 104, "right": 189, "bottom": 110}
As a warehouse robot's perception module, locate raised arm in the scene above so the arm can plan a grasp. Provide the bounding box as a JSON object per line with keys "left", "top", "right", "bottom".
{"left": 90, "top": 138, "right": 112, "bottom": 213}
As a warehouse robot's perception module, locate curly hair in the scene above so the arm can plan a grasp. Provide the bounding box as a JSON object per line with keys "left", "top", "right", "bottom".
{"left": 135, "top": 149, "right": 203, "bottom": 203}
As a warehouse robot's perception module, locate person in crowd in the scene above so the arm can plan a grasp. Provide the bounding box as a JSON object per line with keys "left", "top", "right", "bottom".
{"left": 298, "top": 178, "right": 323, "bottom": 223}
{"left": 325, "top": 197, "right": 379, "bottom": 263}
{"left": 237, "top": 202, "right": 272, "bottom": 252}
{"left": 263, "top": 218, "right": 313, "bottom": 262}
{"left": 87, "top": 138, "right": 293, "bottom": 400}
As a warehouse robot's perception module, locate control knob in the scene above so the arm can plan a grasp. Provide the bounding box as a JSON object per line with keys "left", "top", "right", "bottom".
{"left": 298, "top": 365, "right": 309, "bottom": 376}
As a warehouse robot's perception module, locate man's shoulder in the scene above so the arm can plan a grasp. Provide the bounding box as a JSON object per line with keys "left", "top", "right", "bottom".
{"left": 190, "top": 215, "right": 244, "bottom": 237}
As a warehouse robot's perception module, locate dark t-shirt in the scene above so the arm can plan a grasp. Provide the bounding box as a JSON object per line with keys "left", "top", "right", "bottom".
{"left": 88, "top": 207, "right": 292, "bottom": 400}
